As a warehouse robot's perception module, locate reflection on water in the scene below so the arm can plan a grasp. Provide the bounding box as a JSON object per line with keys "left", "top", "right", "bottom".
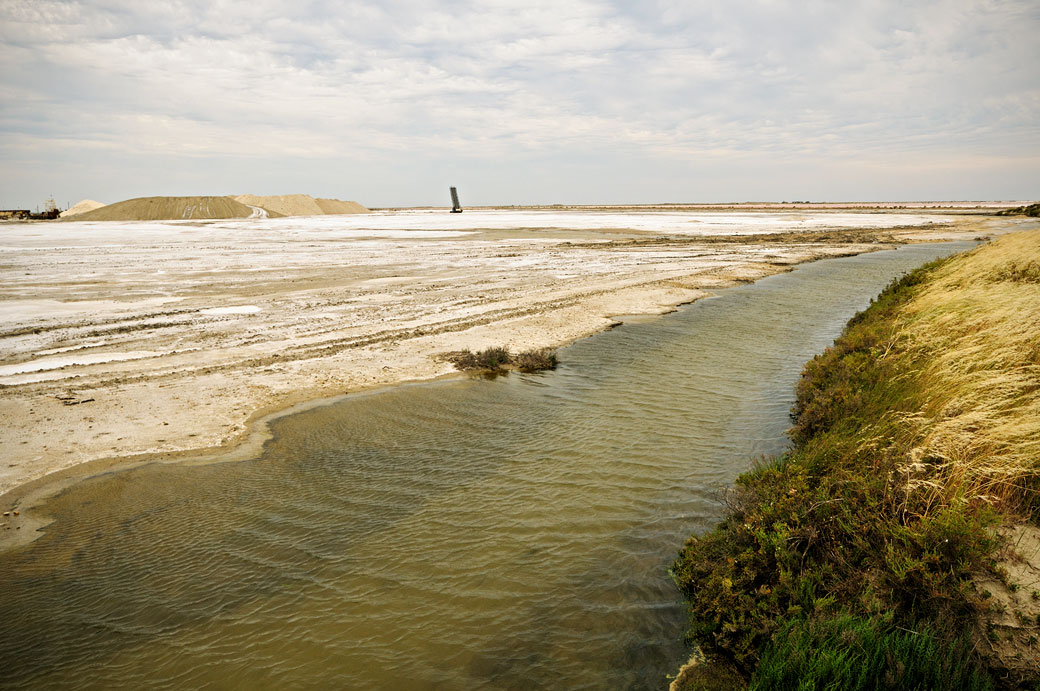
{"left": 0, "top": 243, "right": 971, "bottom": 689}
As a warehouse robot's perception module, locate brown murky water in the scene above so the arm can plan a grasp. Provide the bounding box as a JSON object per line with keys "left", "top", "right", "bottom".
{"left": 0, "top": 243, "right": 971, "bottom": 690}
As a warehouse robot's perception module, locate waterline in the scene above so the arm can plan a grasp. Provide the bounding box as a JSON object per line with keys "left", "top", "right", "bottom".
{"left": 0, "top": 242, "right": 973, "bottom": 690}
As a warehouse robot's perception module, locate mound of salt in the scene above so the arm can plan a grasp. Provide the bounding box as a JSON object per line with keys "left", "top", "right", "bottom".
{"left": 315, "top": 198, "right": 369, "bottom": 214}
{"left": 69, "top": 196, "right": 255, "bottom": 221}
{"left": 234, "top": 194, "right": 369, "bottom": 217}
{"left": 60, "top": 199, "right": 106, "bottom": 218}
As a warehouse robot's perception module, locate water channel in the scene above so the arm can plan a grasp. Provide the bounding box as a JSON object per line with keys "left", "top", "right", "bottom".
{"left": 0, "top": 242, "right": 972, "bottom": 690}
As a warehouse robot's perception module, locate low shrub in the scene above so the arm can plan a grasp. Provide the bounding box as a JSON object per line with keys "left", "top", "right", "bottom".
{"left": 447, "top": 346, "right": 558, "bottom": 373}
{"left": 995, "top": 203, "right": 1040, "bottom": 217}
{"left": 450, "top": 346, "right": 512, "bottom": 371}
{"left": 512, "top": 348, "right": 558, "bottom": 372}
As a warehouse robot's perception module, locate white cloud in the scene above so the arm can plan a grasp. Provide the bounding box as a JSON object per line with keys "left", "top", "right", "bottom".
{"left": 0, "top": 0, "right": 1037, "bottom": 206}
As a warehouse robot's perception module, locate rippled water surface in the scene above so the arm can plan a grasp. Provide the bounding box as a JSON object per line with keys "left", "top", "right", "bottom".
{"left": 0, "top": 243, "right": 971, "bottom": 689}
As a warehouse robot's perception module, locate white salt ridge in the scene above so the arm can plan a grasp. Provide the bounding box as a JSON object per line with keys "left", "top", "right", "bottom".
{"left": 0, "top": 353, "right": 162, "bottom": 385}
{"left": 0, "top": 298, "right": 182, "bottom": 326}
{"left": 36, "top": 341, "right": 111, "bottom": 356}
{"left": 235, "top": 209, "right": 946, "bottom": 235}
{"left": 200, "top": 306, "right": 262, "bottom": 315}
{"left": 7, "top": 210, "right": 949, "bottom": 252}
{"left": 0, "top": 351, "right": 162, "bottom": 375}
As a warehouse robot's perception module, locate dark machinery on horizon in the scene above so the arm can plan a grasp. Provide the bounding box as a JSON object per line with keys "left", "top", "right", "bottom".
{"left": 449, "top": 186, "right": 463, "bottom": 213}
{"left": 1, "top": 197, "right": 60, "bottom": 221}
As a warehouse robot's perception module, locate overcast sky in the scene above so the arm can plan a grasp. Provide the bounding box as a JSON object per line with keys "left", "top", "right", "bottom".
{"left": 1, "top": 0, "right": 1038, "bottom": 208}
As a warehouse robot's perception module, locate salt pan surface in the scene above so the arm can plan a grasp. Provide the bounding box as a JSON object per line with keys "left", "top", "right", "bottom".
{"left": 200, "top": 306, "right": 262, "bottom": 315}
{"left": 0, "top": 206, "right": 992, "bottom": 501}
{"left": 0, "top": 351, "right": 162, "bottom": 376}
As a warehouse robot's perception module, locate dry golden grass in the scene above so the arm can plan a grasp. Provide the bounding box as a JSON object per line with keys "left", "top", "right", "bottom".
{"left": 896, "top": 230, "right": 1040, "bottom": 509}
{"left": 673, "top": 230, "right": 1040, "bottom": 686}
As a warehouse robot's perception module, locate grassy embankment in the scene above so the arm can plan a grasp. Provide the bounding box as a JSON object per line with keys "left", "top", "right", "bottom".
{"left": 997, "top": 203, "right": 1040, "bottom": 217}
{"left": 672, "top": 230, "right": 1040, "bottom": 689}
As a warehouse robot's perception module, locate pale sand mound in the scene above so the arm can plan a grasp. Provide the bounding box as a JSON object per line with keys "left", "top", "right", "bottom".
{"left": 315, "top": 197, "right": 369, "bottom": 214}
{"left": 70, "top": 196, "right": 255, "bottom": 221}
{"left": 235, "top": 194, "right": 322, "bottom": 216}
{"left": 235, "top": 194, "right": 369, "bottom": 216}
{"left": 60, "top": 199, "right": 105, "bottom": 218}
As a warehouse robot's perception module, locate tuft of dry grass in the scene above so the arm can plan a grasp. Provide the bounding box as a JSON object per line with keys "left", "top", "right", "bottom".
{"left": 446, "top": 346, "right": 558, "bottom": 373}
{"left": 448, "top": 346, "right": 512, "bottom": 372}
{"left": 511, "top": 348, "right": 558, "bottom": 372}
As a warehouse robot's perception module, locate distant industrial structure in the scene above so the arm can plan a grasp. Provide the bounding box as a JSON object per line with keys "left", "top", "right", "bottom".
{"left": 449, "top": 186, "right": 463, "bottom": 213}
{"left": 0, "top": 197, "right": 60, "bottom": 220}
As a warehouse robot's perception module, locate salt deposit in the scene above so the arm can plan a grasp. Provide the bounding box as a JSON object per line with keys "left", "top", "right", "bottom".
{"left": 200, "top": 306, "right": 262, "bottom": 315}
{"left": 333, "top": 209, "right": 953, "bottom": 234}
{"left": 59, "top": 199, "right": 106, "bottom": 218}
{"left": 314, "top": 197, "right": 369, "bottom": 214}
{"left": 0, "top": 351, "right": 161, "bottom": 377}
{"left": 0, "top": 207, "right": 1014, "bottom": 500}
{"left": 0, "top": 350, "right": 163, "bottom": 385}
{"left": 234, "top": 194, "right": 369, "bottom": 217}
{"left": 69, "top": 196, "right": 255, "bottom": 221}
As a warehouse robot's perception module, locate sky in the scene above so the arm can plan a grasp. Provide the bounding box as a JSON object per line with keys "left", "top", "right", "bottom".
{"left": 1, "top": 0, "right": 1038, "bottom": 208}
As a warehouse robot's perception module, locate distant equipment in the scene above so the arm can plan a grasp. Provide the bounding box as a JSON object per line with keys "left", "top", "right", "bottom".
{"left": 1, "top": 197, "right": 60, "bottom": 220}
{"left": 449, "top": 186, "right": 463, "bottom": 213}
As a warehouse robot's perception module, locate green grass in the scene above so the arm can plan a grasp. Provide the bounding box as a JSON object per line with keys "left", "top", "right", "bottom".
{"left": 751, "top": 614, "right": 993, "bottom": 690}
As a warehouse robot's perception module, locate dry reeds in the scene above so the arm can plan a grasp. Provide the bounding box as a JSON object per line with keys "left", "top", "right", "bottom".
{"left": 895, "top": 231, "right": 1040, "bottom": 511}
{"left": 447, "top": 346, "right": 558, "bottom": 374}
{"left": 673, "top": 231, "right": 1040, "bottom": 683}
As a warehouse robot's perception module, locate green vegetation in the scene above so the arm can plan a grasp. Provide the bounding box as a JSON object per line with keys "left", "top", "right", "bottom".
{"left": 672, "top": 231, "right": 1040, "bottom": 689}
{"left": 752, "top": 615, "right": 993, "bottom": 690}
{"left": 996, "top": 203, "right": 1040, "bottom": 217}
{"left": 448, "top": 346, "right": 558, "bottom": 373}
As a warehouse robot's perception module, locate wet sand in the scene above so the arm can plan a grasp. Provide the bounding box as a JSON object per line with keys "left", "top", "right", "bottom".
{"left": 0, "top": 209, "right": 1011, "bottom": 511}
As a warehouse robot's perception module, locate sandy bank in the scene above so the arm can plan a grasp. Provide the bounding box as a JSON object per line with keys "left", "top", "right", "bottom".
{"left": 0, "top": 211, "right": 1022, "bottom": 526}
{"left": 234, "top": 194, "right": 369, "bottom": 216}
{"left": 68, "top": 196, "right": 257, "bottom": 221}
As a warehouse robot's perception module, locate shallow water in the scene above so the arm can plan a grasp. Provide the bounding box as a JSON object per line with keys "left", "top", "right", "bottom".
{"left": 0, "top": 243, "right": 971, "bottom": 690}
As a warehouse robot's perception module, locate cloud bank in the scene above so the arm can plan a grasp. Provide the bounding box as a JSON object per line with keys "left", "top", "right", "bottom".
{"left": 1, "top": 0, "right": 1038, "bottom": 206}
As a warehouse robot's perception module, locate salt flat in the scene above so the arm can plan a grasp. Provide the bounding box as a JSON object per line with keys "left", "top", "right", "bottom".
{"left": 0, "top": 209, "right": 1005, "bottom": 501}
